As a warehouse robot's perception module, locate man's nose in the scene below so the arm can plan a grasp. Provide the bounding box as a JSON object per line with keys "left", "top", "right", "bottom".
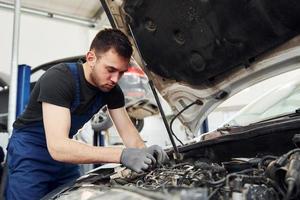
{"left": 110, "top": 72, "right": 120, "bottom": 83}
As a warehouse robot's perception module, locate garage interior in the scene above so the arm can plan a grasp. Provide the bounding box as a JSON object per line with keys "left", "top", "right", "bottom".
{"left": 1, "top": 0, "right": 300, "bottom": 199}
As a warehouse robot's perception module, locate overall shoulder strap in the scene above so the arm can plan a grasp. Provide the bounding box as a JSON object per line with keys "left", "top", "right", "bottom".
{"left": 66, "top": 63, "right": 80, "bottom": 112}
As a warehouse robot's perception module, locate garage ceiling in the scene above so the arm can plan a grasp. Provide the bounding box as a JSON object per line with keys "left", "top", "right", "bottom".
{"left": 0, "top": 0, "right": 105, "bottom": 26}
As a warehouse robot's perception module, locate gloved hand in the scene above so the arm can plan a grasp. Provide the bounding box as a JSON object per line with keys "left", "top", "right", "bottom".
{"left": 145, "top": 145, "right": 169, "bottom": 165}
{"left": 120, "top": 148, "right": 156, "bottom": 173}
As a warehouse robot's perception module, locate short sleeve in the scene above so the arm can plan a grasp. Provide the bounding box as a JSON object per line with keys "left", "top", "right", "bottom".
{"left": 106, "top": 84, "right": 125, "bottom": 109}
{"left": 37, "top": 65, "right": 75, "bottom": 108}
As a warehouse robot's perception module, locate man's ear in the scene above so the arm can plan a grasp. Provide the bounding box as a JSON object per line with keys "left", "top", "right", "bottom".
{"left": 86, "top": 51, "right": 96, "bottom": 66}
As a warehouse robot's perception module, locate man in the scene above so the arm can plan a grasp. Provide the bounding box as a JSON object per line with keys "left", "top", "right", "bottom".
{"left": 5, "top": 28, "right": 168, "bottom": 200}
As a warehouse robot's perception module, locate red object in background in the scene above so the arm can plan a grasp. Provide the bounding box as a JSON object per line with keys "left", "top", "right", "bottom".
{"left": 126, "top": 66, "right": 145, "bottom": 77}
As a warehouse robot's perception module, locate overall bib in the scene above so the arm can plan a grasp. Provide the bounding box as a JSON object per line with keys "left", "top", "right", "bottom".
{"left": 5, "top": 63, "right": 106, "bottom": 200}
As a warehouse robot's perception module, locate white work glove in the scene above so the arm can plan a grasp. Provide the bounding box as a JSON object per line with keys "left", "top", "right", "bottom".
{"left": 145, "top": 145, "right": 169, "bottom": 165}
{"left": 120, "top": 148, "right": 156, "bottom": 173}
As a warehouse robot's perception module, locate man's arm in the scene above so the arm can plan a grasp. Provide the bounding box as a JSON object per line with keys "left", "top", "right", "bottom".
{"left": 109, "top": 108, "right": 169, "bottom": 165}
{"left": 109, "top": 107, "right": 145, "bottom": 148}
{"left": 42, "top": 102, "right": 123, "bottom": 164}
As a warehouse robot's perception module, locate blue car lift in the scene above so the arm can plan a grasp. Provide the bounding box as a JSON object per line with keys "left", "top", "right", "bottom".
{"left": 16, "top": 65, "right": 31, "bottom": 117}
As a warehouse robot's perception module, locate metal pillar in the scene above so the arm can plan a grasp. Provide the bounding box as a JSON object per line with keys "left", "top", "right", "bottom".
{"left": 7, "top": 0, "right": 21, "bottom": 135}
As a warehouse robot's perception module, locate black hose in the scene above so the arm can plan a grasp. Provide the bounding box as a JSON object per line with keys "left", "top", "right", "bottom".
{"left": 267, "top": 178, "right": 286, "bottom": 198}
{"left": 276, "top": 148, "right": 300, "bottom": 166}
{"left": 207, "top": 178, "right": 226, "bottom": 186}
{"left": 259, "top": 155, "right": 277, "bottom": 168}
{"left": 284, "top": 181, "right": 295, "bottom": 200}
{"left": 169, "top": 100, "right": 202, "bottom": 146}
{"left": 208, "top": 187, "right": 220, "bottom": 200}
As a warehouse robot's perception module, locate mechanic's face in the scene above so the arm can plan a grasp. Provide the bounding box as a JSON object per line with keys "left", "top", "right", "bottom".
{"left": 89, "top": 48, "right": 129, "bottom": 92}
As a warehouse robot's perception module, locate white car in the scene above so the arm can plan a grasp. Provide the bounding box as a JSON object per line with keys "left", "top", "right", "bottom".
{"left": 44, "top": 0, "right": 300, "bottom": 199}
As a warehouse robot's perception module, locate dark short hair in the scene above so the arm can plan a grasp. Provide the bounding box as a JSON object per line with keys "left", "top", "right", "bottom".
{"left": 90, "top": 28, "right": 133, "bottom": 59}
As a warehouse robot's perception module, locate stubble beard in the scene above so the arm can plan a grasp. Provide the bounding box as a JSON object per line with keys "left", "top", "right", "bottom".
{"left": 90, "top": 73, "right": 113, "bottom": 92}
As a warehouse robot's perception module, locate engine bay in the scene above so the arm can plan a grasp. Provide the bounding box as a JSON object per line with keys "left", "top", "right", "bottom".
{"left": 50, "top": 148, "right": 300, "bottom": 200}
{"left": 109, "top": 148, "right": 300, "bottom": 200}
{"left": 45, "top": 123, "right": 300, "bottom": 200}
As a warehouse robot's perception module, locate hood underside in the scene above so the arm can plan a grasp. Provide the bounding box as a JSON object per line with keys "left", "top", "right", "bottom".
{"left": 102, "top": 0, "right": 300, "bottom": 134}
{"left": 123, "top": 0, "right": 300, "bottom": 86}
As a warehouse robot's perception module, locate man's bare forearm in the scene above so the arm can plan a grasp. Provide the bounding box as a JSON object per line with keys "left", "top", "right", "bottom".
{"left": 121, "top": 130, "right": 145, "bottom": 148}
{"left": 47, "top": 138, "right": 123, "bottom": 164}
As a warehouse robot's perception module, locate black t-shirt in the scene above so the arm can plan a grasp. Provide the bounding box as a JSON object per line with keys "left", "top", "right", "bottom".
{"left": 13, "top": 63, "right": 125, "bottom": 129}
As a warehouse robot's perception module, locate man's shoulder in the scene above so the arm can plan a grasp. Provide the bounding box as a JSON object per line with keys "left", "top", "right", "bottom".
{"left": 43, "top": 63, "right": 74, "bottom": 80}
{"left": 39, "top": 63, "right": 75, "bottom": 88}
{"left": 48, "top": 63, "right": 71, "bottom": 73}
{"left": 37, "top": 63, "right": 77, "bottom": 108}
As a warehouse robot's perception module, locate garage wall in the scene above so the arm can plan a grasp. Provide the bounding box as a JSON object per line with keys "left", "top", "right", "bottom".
{"left": 0, "top": 7, "right": 108, "bottom": 76}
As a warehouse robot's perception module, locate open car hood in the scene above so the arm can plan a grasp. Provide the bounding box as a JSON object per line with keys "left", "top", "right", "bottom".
{"left": 101, "top": 0, "right": 300, "bottom": 134}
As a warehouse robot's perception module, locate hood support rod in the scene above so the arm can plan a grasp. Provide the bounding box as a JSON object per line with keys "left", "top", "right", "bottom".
{"left": 148, "top": 80, "right": 182, "bottom": 160}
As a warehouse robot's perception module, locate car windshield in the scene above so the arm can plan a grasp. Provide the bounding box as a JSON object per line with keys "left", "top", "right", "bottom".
{"left": 225, "top": 80, "right": 300, "bottom": 127}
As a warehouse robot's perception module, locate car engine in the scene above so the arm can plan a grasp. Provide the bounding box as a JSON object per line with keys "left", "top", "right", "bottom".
{"left": 110, "top": 148, "right": 300, "bottom": 200}
{"left": 46, "top": 148, "right": 300, "bottom": 200}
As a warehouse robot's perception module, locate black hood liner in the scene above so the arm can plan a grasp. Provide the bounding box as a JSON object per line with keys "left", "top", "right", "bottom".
{"left": 178, "top": 118, "right": 300, "bottom": 162}
{"left": 124, "top": 0, "right": 300, "bottom": 86}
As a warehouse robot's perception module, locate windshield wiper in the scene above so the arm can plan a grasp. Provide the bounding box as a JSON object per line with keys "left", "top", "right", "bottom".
{"left": 219, "top": 124, "right": 242, "bottom": 130}
{"left": 251, "top": 109, "right": 300, "bottom": 125}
